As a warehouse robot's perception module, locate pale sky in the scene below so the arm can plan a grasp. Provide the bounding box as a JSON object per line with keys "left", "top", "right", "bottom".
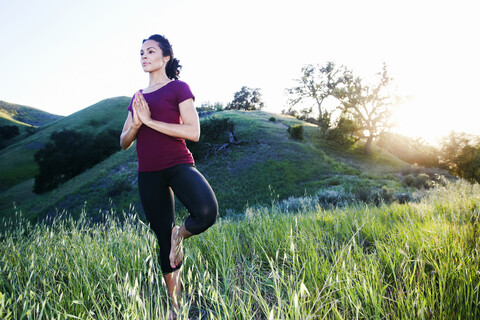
{"left": 0, "top": 0, "right": 478, "bottom": 145}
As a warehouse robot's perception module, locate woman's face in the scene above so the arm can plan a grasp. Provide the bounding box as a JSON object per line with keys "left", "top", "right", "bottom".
{"left": 140, "top": 40, "right": 170, "bottom": 73}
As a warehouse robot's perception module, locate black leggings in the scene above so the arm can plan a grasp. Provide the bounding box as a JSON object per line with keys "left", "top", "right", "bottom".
{"left": 138, "top": 163, "right": 218, "bottom": 274}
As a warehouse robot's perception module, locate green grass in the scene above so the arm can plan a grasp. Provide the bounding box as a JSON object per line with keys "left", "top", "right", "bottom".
{"left": 1, "top": 180, "right": 478, "bottom": 319}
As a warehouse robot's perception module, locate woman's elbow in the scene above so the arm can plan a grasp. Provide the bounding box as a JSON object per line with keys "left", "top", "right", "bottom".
{"left": 190, "top": 133, "right": 200, "bottom": 142}
{"left": 120, "top": 136, "right": 132, "bottom": 150}
{"left": 189, "top": 127, "right": 200, "bottom": 142}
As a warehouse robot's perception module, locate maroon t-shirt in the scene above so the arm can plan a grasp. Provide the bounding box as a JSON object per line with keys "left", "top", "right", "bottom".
{"left": 127, "top": 80, "right": 195, "bottom": 172}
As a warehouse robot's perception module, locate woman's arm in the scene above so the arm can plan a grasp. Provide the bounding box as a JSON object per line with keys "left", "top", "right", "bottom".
{"left": 133, "top": 92, "right": 200, "bottom": 142}
{"left": 120, "top": 106, "right": 142, "bottom": 150}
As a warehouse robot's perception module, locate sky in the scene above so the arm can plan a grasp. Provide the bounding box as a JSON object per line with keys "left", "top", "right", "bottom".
{"left": 0, "top": 0, "right": 478, "bottom": 145}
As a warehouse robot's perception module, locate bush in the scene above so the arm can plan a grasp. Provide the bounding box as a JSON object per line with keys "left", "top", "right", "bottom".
{"left": 34, "top": 129, "right": 121, "bottom": 194}
{"left": 287, "top": 124, "right": 303, "bottom": 140}
{"left": 186, "top": 117, "right": 236, "bottom": 160}
{"left": 0, "top": 125, "right": 20, "bottom": 139}
{"left": 26, "top": 126, "right": 38, "bottom": 136}
{"left": 319, "top": 112, "right": 358, "bottom": 149}
{"left": 200, "top": 117, "right": 235, "bottom": 142}
{"left": 269, "top": 117, "right": 276, "bottom": 122}
{"left": 107, "top": 179, "right": 132, "bottom": 198}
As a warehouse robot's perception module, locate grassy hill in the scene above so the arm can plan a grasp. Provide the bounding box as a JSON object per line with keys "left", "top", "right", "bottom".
{"left": 0, "top": 97, "right": 130, "bottom": 191}
{"left": 0, "top": 100, "right": 64, "bottom": 150}
{"left": 0, "top": 100, "right": 63, "bottom": 127}
{"left": 1, "top": 100, "right": 426, "bottom": 222}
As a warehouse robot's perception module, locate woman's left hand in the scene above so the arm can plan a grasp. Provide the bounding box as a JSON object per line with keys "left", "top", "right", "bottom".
{"left": 132, "top": 91, "right": 152, "bottom": 126}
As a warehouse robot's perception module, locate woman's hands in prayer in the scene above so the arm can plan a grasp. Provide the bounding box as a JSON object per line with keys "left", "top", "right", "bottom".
{"left": 132, "top": 91, "right": 151, "bottom": 127}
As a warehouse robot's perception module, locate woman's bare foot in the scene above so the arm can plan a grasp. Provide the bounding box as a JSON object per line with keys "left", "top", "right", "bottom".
{"left": 168, "top": 309, "right": 177, "bottom": 320}
{"left": 170, "top": 226, "right": 183, "bottom": 268}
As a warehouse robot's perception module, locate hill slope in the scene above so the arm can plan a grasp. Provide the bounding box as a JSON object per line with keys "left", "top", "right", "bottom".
{"left": 1, "top": 107, "right": 412, "bottom": 221}
{"left": 0, "top": 96, "right": 130, "bottom": 191}
{"left": 0, "top": 100, "right": 63, "bottom": 127}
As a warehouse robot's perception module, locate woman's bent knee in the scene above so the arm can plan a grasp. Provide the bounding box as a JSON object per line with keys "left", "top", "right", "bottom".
{"left": 186, "top": 202, "right": 218, "bottom": 235}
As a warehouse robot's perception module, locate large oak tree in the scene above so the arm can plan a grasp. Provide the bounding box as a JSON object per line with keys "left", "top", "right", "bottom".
{"left": 335, "top": 64, "right": 399, "bottom": 155}
{"left": 286, "top": 61, "right": 347, "bottom": 126}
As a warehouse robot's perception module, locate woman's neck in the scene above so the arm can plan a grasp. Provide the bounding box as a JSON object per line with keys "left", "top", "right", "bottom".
{"left": 148, "top": 70, "right": 170, "bottom": 87}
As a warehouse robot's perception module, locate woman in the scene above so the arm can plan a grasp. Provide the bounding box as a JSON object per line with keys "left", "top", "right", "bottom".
{"left": 120, "top": 34, "right": 218, "bottom": 316}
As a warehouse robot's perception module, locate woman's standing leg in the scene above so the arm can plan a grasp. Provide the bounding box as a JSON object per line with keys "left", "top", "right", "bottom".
{"left": 138, "top": 171, "right": 182, "bottom": 314}
{"left": 169, "top": 164, "right": 218, "bottom": 267}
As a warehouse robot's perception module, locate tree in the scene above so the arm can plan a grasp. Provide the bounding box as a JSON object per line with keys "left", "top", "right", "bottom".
{"left": 335, "top": 63, "right": 399, "bottom": 155}
{"left": 34, "top": 129, "right": 121, "bottom": 193}
{"left": 439, "top": 131, "right": 480, "bottom": 182}
{"left": 286, "top": 61, "right": 347, "bottom": 126}
{"left": 226, "top": 86, "right": 264, "bottom": 111}
{"left": 0, "top": 125, "right": 20, "bottom": 139}
{"left": 319, "top": 111, "right": 360, "bottom": 149}
{"left": 439, "top": 131, "right": 471, "bottom": 174}
{"left": 457, "top": 144, "right": 480, "bottom": 183}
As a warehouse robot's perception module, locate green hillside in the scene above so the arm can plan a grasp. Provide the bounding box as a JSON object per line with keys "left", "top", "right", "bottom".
{"left": 0, "top": 103, "right": 422, "bottom": 222}
{"left": 0, "top": 100, "right": 64, "bottom": 150}
{"left": 0, "top": 100, "right": 63, "bottom": 127}
{"left": 0, "top": 97, "right": 130, "bottom": 191}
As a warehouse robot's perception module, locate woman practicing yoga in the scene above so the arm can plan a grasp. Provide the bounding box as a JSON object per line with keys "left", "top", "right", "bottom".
{"left": 120, "top": 34, "right": 218, "bottom": 318}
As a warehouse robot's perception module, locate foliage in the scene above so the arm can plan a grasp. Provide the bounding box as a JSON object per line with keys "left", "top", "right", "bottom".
{"left": 186, "top": 117, "right": 236, "bottom": 160}
{"left": 285, "top": 61, "right": 347, "bottom": 126}
{"left": 0, "top": 125, "right": 21, "bottom": 149}
{"left": 200, "top": 117, "right": 234, "bottom": 142}
{"left": 335, "top": 63, "right": 400, "bottom": 155}
{"left": 1, "top": 180, "right": 479, "bottom": 319}
{"left": 456, "top": 144, "right": 480, "bottom": 183}
{"left": 25, "top": 126, "right": 38, "bottom": 136}
{"left": 226, "top": 86, "right": 264, "bottom": 111}
{"left": 269, "top": 117, "right": 276, "bottom": 122}
{"left": 0, "top": 96, "right": 130, "bottom": 191}
{"left": 0, "top": 125, "right": 20, "bottom": 139}
{"left": 196, "top": 101, "right": 224, "bottom": 113}
{"left": 2, "top": 110, "right": 410, "bottom": 222}
{"left": 319, "top": 111, "right": 359, "bottom": 149}
{"left": 439, "top": 131, "right": 480, "bottom": 183}
{"left": 287, "top": 124, "right": 304, "bottom": 140}
{"left": 377, "top": 132, "right": 439, "bottom": 167}
{"left": 33, "top": 129, "right": 121, "bottom": 194}
{"left": 400, "top": 165, "right": 455, "bottom": 189}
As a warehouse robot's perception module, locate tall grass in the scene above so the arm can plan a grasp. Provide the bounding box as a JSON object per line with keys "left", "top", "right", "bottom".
{"left": 1, "top": 180, "right": 479, "bottom": 319}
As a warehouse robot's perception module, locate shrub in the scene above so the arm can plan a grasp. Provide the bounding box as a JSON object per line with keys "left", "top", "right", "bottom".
{"left": 26, "top": 126, "right": 39, "bottom": 136}
{"left": 107, "top": 179, "right": 132, "bottom": 198}
{"left": 201, "top": 117, "right": 234, "bottom": 142}
{"left": 319, "top": 112, "right": 358, "bottom": 149}
{"left": 316, "top": 189, "right": 353, "bottom": 207}
{"left": 187, "top": 117, "right": 236, "bottom": 160}
{"left": 269, "top": 117, "right": 276, "bottom": 122}
{"left": 0, "top": 125, "right": 20, "bottom": 139}
{"left": 34, "top": 129, "right": 121, "bottom": 194}
{"left": 403, "top": 172, "right": 434, "bottom": 189}
{"left": 287, "top": 124, "right": 303, "bottom": 140}
{"left": 403, "top": 174, "right": 416, "bottom": 187}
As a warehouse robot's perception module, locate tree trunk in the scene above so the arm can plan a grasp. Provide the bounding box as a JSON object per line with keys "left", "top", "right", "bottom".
{"left": 365, "top": 135, "right": 373, "bottom": 155}
{"left": 316, "top": 99, "right": 323, "bottom": 130}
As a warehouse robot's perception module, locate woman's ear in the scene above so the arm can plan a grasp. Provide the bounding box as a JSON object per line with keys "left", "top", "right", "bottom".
{"left": 164, "top": 56, "right": 171, "bottom": 63}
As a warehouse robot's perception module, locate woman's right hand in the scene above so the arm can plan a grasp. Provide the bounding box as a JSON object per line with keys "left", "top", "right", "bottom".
{"left": 131, "top": 101, "right": 143, "bottom": 129}
{"left": 120, "top": 98, "right": 143, "bottom": 150}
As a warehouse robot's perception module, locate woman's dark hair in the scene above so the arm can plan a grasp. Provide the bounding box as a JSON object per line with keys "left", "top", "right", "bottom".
{"left": 143, "top": 34, "right": 182, "bottom": 80}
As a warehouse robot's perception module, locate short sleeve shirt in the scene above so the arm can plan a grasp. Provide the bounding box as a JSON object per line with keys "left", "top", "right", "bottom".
{"left": 127, "top": 80, "right": 195, "bottom": 172}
